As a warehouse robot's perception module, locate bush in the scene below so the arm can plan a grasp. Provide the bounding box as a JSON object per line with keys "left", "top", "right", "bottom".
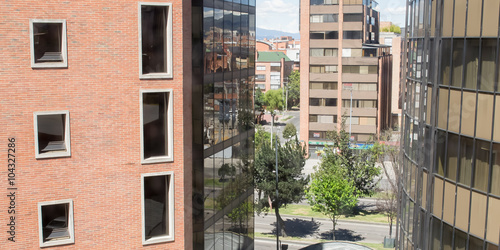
{"left": 282, "top": 123, "right": 297, "bottom": 139}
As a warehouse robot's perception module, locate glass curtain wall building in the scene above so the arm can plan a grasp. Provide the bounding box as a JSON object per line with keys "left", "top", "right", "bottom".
{"left": 192, "top": 0, "right": 256, "bottom": 249}
{"left": 400, "top": 0, "right": 500, "bottom": 249}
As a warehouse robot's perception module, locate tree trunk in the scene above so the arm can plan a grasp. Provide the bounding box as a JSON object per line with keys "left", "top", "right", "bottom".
{"left": 277, "top": 212, "right": 288, "bottom": 237}
{"left": 332, "top": 220, "right": 336, "bottom": 241}
{"left": 389, "top": 219, "right": 393, "bottom": 238}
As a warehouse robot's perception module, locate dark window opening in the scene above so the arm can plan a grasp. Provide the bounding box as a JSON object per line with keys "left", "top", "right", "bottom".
{"left": 310, "top": 98, "right": 320, "bottom": 106}
{"left": 41, "top": 203, "right": 70, "bottom": 242}
{"left": 143, "top": 92, "right": 169, "bottom": 159}
{"left": 363, "top": 48, "right": 377, "bottom": 57}
{"left": 144, "top": 175, "right": 169, "bottom": 239}
{"left": 37, "top": 114, "right": 66, "bottom": 154}
{"left": 141, "top": 5, "right": 168, "bottom": 74}
{"left": 310, "top": 115, "right": 318, "bottom": 122}
{"left": 33, "top": 23, "right": 63, "bottom": 63}
{"left": 325, "top": 98, "right": 337, "bottom": 106}
{"left": 310, "top": 31, "right": 338, "bottom": 40}
{"left": 344, "top": 13, "right": 363, "bottom": 22}
{"left": 343, "top": 31, "right": 363, "bottom": 39}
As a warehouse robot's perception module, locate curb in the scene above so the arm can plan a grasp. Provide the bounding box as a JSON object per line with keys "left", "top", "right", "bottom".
{"left": 254, "top": 237, "right": 313, "bottom": 246}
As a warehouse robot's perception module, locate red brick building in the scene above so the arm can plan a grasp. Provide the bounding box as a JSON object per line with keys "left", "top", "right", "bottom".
{"left": 0, "top": 1, "right": 193, "bottom": 248}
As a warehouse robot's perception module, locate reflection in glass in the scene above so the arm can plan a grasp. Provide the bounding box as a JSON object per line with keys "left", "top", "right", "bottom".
{"left": 37, "top": 114, "right": 66, "bottom": 154}
{"left": 464, "top": 39, "right": 480, "bottom": 89}
{"left": 41, "top": 203, "right": 70, "bottom": 242}
{"left": 480, "top": 39, "right": 496, "bottom": 91}
{"left": 141, "top": 5, "right": 168, "bottom": 74}
{"left": 144, "top": 175, "right": 168, "bottom": 239}
{"left": 143, "top": 92, "right": 168, "bottom": 159}
{"left": 458, "top": 137, "right": 473, "bottom": 186}
{"left": 491, "top": 143, "right": 500, "bottom": 196}
{"left": 474, "top": 140, "right": 490, "bottom": 192}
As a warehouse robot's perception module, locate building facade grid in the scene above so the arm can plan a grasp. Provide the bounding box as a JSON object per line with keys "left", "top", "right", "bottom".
{"left": 400, "top": 0, "right": 500, "bottom": 249}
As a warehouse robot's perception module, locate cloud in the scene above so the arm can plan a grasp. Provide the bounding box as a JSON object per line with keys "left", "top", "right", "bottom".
{"left": 383, "top": 6, "right": 406, "bottom": 15}
{"left": 256, "top": 0, "right": 300, "bottom": 33}
{"left": 258, "top": 0, "right": 299, "bottom": 15}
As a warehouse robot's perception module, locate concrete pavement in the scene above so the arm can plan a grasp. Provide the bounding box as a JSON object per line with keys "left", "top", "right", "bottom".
{"left": 255, "top": 213, "right": 395, "bottom": 244}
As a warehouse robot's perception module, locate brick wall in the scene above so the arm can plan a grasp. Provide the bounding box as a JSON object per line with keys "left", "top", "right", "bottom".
{"left": 0, "top": 0, "right": 189, "bottom": 249}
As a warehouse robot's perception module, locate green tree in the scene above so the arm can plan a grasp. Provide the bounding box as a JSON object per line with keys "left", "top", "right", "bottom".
{"left": 254, "top": 125, "right": 271, "bottom": 151}
{"left": 282, "top": 123, "right": 297, "bottom": 139}
{"left": 380, "top": 24, "right": 401, "bottom": 34}
{"left": 263, "top": 89, "right": 284, "bottom": 115}
{"left": 320, "top": 119, "right": 381, "bottom": 197}
{"left": 263, "top": 89, "right": 284, "bottom": 146}
{"left": 218, "top": 163, "right": 236, "bottom": 181}
{"left": 287, "top": 70, "right": 300, "bottom": 108}
{"left": 254, "top": 87, "right": 265, "bottom": 113}
{"left": 371, "top": 131, "right": 402, "bottom": 238}
{"left": 215, "top": 174, "right": 253, "bottom": 234}
{"left": 306, "top": 171, "right": 358, "bottom": 240}
{"left": 254, "top": 137, "right": 309, "bottom": 236}
{"left": 254, "top": 88, "right": 265, "bottom": 124}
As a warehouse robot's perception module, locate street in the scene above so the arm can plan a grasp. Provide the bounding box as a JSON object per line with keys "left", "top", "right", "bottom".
{"left": 255, "top": 213, "right": 394, "bottom": 243}
{"left": 261, "top": 110, "right": 301, "bottom": 144}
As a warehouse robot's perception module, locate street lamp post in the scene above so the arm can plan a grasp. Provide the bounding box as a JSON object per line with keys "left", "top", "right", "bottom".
{"left": 271, "top": 112, "right": 274, "bottom": 148}
{"left": 350, "top": 87, "right": 352, "bottom": 139}
{"left": 344, "top": 83, "right": 353, "bottom": 140}
{"left": 275, "top": 135, "right": 280, "bottom": 250}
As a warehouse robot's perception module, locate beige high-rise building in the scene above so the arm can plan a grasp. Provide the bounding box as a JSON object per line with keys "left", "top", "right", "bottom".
{"left": 399, "top": 0, "right": 500, "bottom": 249}
{"left": 300, "top": 0, "right": 392, "bottom": 155}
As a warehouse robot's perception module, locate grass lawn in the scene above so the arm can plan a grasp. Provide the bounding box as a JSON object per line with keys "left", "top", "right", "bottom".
{"left": 361, "top": 191, "right": 387, "bottom": 199}
{"left": 281, "top": 115, "right": 293, "bottom": 122}
{"left": 273, "top": 204, "right": 389, "bottom": 224}
{"left": 358, "top": 242, "right": 390, "bottom": 250}
{"left": 204, "top": 178, "right": 224, "bottom": 188}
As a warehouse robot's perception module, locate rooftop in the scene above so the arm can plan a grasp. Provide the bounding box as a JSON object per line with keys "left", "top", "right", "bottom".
{"left": 257, "top": 51, "right": 291, "bottom": 62}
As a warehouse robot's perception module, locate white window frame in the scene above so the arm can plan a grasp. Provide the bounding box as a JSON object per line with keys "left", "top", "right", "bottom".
{"left": 140, "top": 89, "right": 174, "bottom": 164}
{"left": 141, "top": 172, "right": 175, "bottom": 245}
{"left": 38, "top": 199, "right": 74, "bottom": 248}
{"left": 29, "top": 19, "right": 68, "bottom": 68}
{"left": 138, "top": 2, "right": 173, "bottom": 79}
{"left": 256, "top": 65, "right": 266, "bottom": 71}
{"left": 34, "top": 111, "right": 71, "bottom": 159}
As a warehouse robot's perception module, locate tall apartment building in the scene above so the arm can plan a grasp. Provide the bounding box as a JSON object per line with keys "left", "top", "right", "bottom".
{"left": 379, "top": 29, "right": 403, "bottom": 130}
{"left": 399, "top": 0, "right": 500, "bottom": 249}
{"left": 255, "top": 51, "right": 294, "bottom": 92}
{"left": 0, "top": 0, "right": 254, "bottom": 249}
{"left": 300, "top": 0, "right": 392, "bottom": 155}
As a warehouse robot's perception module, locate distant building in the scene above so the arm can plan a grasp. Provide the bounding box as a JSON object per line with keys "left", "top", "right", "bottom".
{"left": 300, "top": 0, "right": 393, "bottom": 155}
{"left": 255, "top": 51, "right": 294, "bottom": 92}
{"left": 379, "top": 22, "right": 403, "bottom": 130}
{"left": 257, "top": 37, "right": 301, "bottom": 71}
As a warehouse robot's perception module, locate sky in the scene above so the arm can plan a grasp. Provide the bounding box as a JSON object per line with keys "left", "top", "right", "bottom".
{"left": 256, "top": 0, "right": 407, "bottom": 34}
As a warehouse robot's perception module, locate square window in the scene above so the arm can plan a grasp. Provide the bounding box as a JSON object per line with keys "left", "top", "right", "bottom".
{"left": 29, "top": 19, "right": 67, "bottom": 68}
{"left": 34, "top": 111, "right": 71, "bottom": 159}
{"left": 141, "top": 172, "right": 174, "bottom": 245}
{"left": 38, "top": 200, "right": 74, "bottom": 247}
{"left": 139, "top": 3, "right": 173, "bottom": 79}
{"left": 141, "top": 90, "right": 173, "bottom": 163}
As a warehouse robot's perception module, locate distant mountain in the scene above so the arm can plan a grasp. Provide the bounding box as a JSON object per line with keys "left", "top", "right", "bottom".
{"left": 256, "top": 28, "right": 300, "bottom": 40}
